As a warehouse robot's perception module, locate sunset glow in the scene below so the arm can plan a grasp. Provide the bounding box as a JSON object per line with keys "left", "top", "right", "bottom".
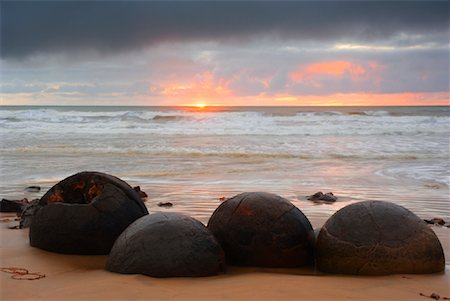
{"left": 289, "top": 60, "right": 382, "bottom": 84}
{"left": 194, "top": 103, "right": 206, "bottom": 109}
{"left": 1, "top": 1, "right": 448, "bottom": 106}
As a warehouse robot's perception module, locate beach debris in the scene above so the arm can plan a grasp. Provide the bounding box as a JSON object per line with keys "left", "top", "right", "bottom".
{"left": 316, "top": 201, "right": 445, "bottom": 275}
{"left": 307, "top": 192, "right": 337, "bottom": 203}
{"left": 420, "top": 292, "right": 450, "bottom": 300}
{"left": 25, "top": 186, "right": 41, "bottom": 193}
{"left": 424, "top": 218, "right": 446, "bottom": 226}
{"left": 208, "top": 192, "right": 315, "bottom": 267}
{"left": 157, "top": 202, "right": 173, "bottom": 207}
{"left": 1, "top": 267, "right": 45, "bottom": 281}
{"left": 29, "top": 171, "right": 148, "bottom": 255}
{"left": 0, "top": 198, "right": 29, "bottom": 213}
{"left": 107, "top": 212, "right": 225, "bottom": 277}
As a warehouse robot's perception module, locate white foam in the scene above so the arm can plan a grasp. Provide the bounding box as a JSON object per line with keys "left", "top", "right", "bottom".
{"left": 1, "top": 108, "right": 449, "bottom": 137}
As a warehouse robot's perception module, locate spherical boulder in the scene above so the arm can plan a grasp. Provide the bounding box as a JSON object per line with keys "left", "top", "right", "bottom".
{"left": 207, "top": 192, "right": 315, "bottom": 267}
{"left": 29, "top": 171, "right": 149, "bottom": 255}
{"left": 316, "top": 201, "right": 445, "bottom": 275}
{"left": 106, "top": 212, "right": 225, "bottom": 277}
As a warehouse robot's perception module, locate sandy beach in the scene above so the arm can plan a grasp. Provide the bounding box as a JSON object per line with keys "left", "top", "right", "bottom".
{"left": 1, "top": 212, "right": 448, "bottom": 301}
{"left": 2, "top": 0, "right": 449, "bottom": 299}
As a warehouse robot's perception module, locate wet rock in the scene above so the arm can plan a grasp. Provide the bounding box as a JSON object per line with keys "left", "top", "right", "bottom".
{"left": 207, "top": 192, "right": 315, "bottom": 267}
{"left": 308, "top": 192, "right": 324, "bottom": 200}
{"left": 316, "top": 201, "right": 445, "bottom": 275}
{"left": 25, "top": 186, "right": 41, "bottom": 192}
{"left": 29, "top": 171, "right": 149, "bottom": 255}
{"left": 133, "top": 186, "right": 148, "bottom": 201}
{"left": 157, "top": 202, "right": 173, "bottom": 207}
{"left": 424, "top": 218, "right": 446, "bottom": 226}
{"left": 107, "top": 212, "right": 225, "bottom": 277}
{"left": 307, "top": 191, "right": 337, "bottom": 203}
{"left": 321, "top": 192, "right": 337, "bottom": 202}
{"left": 19, "top": 199, "right": 40, "bottom": 227}
{"left": 0, "top": 198, "right": 28, "bottom": 213}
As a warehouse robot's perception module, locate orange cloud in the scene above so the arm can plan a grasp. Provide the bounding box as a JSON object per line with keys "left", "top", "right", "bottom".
{"left": 290, "top": 60, "right": 381, "bottom": 85}
{"left": 2, "top": 91, "right": 448, "bottom": 107}
{"left": 161, "top": 71, "right": 231, "bottom": 104}
{"left": 265, "top": 92, "right": 449, "bottom": 106}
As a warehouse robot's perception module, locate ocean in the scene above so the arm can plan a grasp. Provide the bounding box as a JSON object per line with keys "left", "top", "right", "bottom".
{"left": 0, "top": 105, "right": 449, "bottom": 225}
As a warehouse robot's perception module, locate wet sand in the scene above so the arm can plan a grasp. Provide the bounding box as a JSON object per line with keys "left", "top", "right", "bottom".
{"left": 1, "top": 213, "right": 449, "bottom": 301}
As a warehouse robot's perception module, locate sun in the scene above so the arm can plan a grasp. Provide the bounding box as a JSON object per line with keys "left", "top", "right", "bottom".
{"left": 194, "top": 103, "right": 206, "bottom": 109}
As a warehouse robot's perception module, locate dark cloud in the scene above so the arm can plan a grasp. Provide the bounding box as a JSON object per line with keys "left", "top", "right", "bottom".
{"left": 1, "top": 1, "right": 448, "bottom": 59}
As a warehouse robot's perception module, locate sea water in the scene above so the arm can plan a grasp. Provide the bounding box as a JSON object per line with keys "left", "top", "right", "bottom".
{"left": 0, "top": 106, "right": 449, "bottom": 225}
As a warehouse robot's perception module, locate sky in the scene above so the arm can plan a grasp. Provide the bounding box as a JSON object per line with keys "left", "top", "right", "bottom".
{"left": 1, "top": 1, "right": 449, "bottom": 106}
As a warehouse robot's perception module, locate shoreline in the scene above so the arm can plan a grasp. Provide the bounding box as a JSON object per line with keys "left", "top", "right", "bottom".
{"left": 1, "top": 213, "right": 449, "bottom": 301}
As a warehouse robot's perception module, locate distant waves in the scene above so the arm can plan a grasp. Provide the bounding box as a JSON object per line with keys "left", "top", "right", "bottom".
{"left": 0, "top": 106, "right": 449, "bottom": 137}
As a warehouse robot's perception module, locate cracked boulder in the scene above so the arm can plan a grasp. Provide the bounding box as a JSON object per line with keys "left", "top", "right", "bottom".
{"left": 29, "top": 171, "right": 149, "bottom": 255}
{"left": 106, "top": 212, "right": 225, "bottom": 277}
{"left": 207, "top": 192, "right": 315, "bottom": 267}
{"left": 316, "top": 200, "right": 445, "bottom": 275}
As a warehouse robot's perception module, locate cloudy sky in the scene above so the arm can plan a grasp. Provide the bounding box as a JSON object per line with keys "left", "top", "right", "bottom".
{"left": 1, "top": 1, "right": 449, "bottom": 106}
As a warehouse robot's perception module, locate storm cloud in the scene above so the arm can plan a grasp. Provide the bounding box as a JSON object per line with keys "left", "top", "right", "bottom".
{"left": 1, "top": 1, "right": 449, "bottom": 59}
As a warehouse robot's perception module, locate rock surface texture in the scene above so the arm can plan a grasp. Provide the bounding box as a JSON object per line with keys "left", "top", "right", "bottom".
{"left": 106, "top": 212, "right": 225, "bottom": 277}
{"left": 29, "top": 171, "right": 148, "bottom": 255}
{"left": 316, "top": 200, "right": 445, "bottom": 275}
{"left": 207, "top": 192, "right": 315, "bottom": 267}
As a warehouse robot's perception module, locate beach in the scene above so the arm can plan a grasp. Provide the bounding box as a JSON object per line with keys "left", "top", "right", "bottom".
{"left": 1, "top": 106, "right": 449, "bottom": 222}
{"left": 1, "top": 212, "right": 449, "bottom": 301}
{"left": 1, "top": 105, "right": 449, "bottom": 300}
{"left": 2, "top": 0, "right": 449, "bottom": 298}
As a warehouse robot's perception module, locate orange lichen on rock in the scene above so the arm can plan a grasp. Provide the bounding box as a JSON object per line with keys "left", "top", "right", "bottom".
{"left": 87, "top": 183, "right": 103, "bottom": 201}
{"left": 70, "top": 182, "right": 85, "bottom": 191}
{"left": 48, "top": 190, "right": 64, "bottom": 203}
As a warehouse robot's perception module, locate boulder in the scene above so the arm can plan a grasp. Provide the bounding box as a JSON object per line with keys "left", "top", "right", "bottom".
{"left": 307, "top": 192, "right": 337, "bottom": 203}
{"left": 207, "top": 192, "right": 315, "bottom": 267}
{"left": 0, "top": 198, "right": 28, "bottom": 213}
{"left": 106, "top": 212, "right": 225, "bottom": 277}
{"left": 316, "top": 201, "right": 445, "bottom": 275}
{"left": 29, "top": 171, "right": 148, "bottom": 255}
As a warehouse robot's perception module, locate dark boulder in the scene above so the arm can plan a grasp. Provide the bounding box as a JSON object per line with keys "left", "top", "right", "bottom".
{"left": 316, "top": 201, "right": 445, "bottom": 275}
{"left": 0, "top": 198, "right": 28, "bottom": 213}
{"left": 29, "top": 171, "right": 148, "bottom": 255}
{"left": 207, "top": 192, "right": 315, "bottom": 267}
{"left": 106, "top": 212, "right": 225, "bottom": 277}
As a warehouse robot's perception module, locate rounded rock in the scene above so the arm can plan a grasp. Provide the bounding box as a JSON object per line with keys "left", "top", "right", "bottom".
{"left": 316, "top": 200, "right": 445, "bottom": 275}
{"left": 207, "top": 192, "right": 315, "bottom": 267}
{"left": 29, "top": 171, "right": 148, "bottom": 255}
{"left": 106, "top": 212, "right": 225, "bottom": 277}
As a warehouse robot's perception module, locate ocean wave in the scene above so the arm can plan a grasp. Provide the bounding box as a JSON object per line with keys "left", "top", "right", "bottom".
{"left": 2, "top": 144, "right": 448, "bottom": 162}
{"left": 1, "top": 107, "right": 449, "bottom": 137}
{"left": 152, "top": 115, "right": 186, "bottom": 121}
